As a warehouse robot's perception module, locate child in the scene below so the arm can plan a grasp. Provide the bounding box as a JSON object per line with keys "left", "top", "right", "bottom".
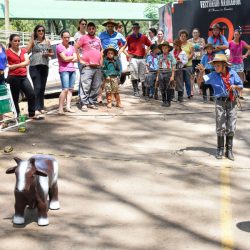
{"left": 197, "top": 54, "right": 243, "bottom": 161}
{"left": 157, "top": 42, "right": 176, "bottom": 107}
{"left": 199, "top": 43, "right": 215, "bottom": 102}
{"left": 172, "top": 39, "right": 188, "bottom": 102}
{"left": 145, "top": 44, "right": 159, "bottom": 99}
{"left": 102, "top": 46, "right": 122, "bottom": 108}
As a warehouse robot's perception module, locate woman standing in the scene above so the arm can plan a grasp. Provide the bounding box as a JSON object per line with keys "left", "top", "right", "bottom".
{"left": 26, "top": 25, "right": 53, "bottom": 116}
{"left": 179, "top": 29, "right": 194, "bottom": 99}
{"left": 74, "top": 19, "right": 87, "bottom": 43}
{"left": 6, "top": 34, "right": 36, "bottom": 119}
{"left": 0, "top": 43, "right": 7, "bottom": 128}
{"left": 197, "top": 54, "right": 243, "bottom": 161}
{"left": 188, "top": 28, "right": 205, "bottom": 73}
{"left": 229, "top": 29, "right": 250, "bottom": 99}
{"left": 156, "top": 30, "right": 165, "bottom": 46}
{"left": 56, "top": 30, "right": 77, "bottom": 115}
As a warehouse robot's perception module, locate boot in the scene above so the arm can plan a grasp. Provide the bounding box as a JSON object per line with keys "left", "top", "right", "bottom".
{"left": 106, "top": 92, "right": 112, "bottom": 108}
{"left": 178, "top": 91, "right": 183, "bottom": 102}
{"left": 170, "top": 89, "right": 175, "bottom": 101}
{"left": 145, "top": 87, "right": 150, "bottom": 100}
{"left": 216, "top": 135, "right": 224, "bottom": 159}
{"left": 142, "top": 82, "right": 146, "bottom": 97}
{"left": 161, "top": 92, "right": 167, "bottom": 106}
{"left": 114, "top": 93, "right": 123, "bottom": 108}
{"left": 225, "top": 135, "right": 234, "bottom": 161}
{"left": 154, "top": 88, "right": 159, "bottom": 100}
{"left": 132, "top": 80, "right": 140, "bottom": 97}
{"left": 165, "top": 89, "right": 172, "bottom": 107}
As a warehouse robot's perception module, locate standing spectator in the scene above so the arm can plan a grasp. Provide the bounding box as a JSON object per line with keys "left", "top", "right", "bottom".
{"left": 99, "top": 19, "right": 126, "bottom": 52}
{"left": 102, "top": 46, "right": 122, "bottom": 108}
{"left": 6, "top": 34, "right": 36, "bottom": 119}
{"left": 172, "top": 39, "right": 188, "bottom": 102}
{"left": 74, "top": 19, "right": 88, "bottom": 97}
{"left": 148, "top": 28, "right": 157, "bottom": 44}
{"left": 207, "top": 24, "right": 228, "bottom": 54}
{"left": 157, "top": 42, "right": 176, "bottom": 107}
{"left": 0, "top": 43, "right": 7, "bottom": 128}
{"left": 75, "top": 22, "right": 103, "bottom": 111}
{"left": 156, "top": 30, "right": 165, "bottom": 46}
{"left": 74, "top": 19, "right": 87, "bottom": 43}
{"left": 229, "top": 29, "right": 250, "bottom": 99}
{"left": 98, "top": 19, "right": 126, "bottom": 103}
{"left": 197, "top": 54, "right": 243, "bottom": 161}
{"left": 121, "top": 23, "right": 152, "bottom": 97}
{"left": 188, "top": 28, "right": 205, "bottom": 74}
{"left": 199, "top": 43, "right": 215, "bottom": 102}
{"left": 179, "top": 29, "right": 194, "bottom": 98}
{"left": 26, "top": 25, "right": 53, "bottom": 116}
{"left": 56, "top": 30, "right": 77, "bottom": 115}
{"left": 115, "top": 22, "right": 123, "bottom": 34}
{"left": 145, "top": 44, "right": 160, "bottom": 99}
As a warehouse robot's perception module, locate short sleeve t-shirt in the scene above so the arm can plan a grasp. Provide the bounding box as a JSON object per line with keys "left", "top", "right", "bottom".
{"left": 78, "top": 34, "right": 102, "bottom": 66}
{"left": 126, "top": 34, "right": 152, "bottom": 57}
{"left": 6, "top": 48, "right": 27, "bottom": 76}
{"left": 56, "top": 43, "right": 76, "bottom": 72}
{"left": 229, "top": 40, "right": 247, "bottom": 64}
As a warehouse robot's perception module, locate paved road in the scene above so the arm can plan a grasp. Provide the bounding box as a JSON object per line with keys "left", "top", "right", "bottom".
{"left": 0, "top": 82, "right": 250, "bottom": 250}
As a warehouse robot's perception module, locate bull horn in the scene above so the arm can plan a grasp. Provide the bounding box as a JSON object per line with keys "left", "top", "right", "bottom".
{"left": 6, "top": 166, "right": 17, "bottom": 174}
{"left": 13, "top": 157, "right": 22, "bottom": 164}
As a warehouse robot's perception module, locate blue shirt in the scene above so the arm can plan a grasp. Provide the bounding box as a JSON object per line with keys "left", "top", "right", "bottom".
{"left": 0, "top": 47, "right": 7, "bottom": 70}
{"left": 146, "top": 53, "right": 159, "bottom": 71}
{"left": 203, "top": 68, "right": 243, "bottom": 97}
{"left": 98, "top": 31, "right": 126, "bottom": 50}
{"left": 102, "top": 57, "right": 121, "bottom": 78}
{"left": 207, "top": 35, "right": 228, "bottom": 54}
{"left": 158, "top": 53, "right": 176, "bottom": 69}
{"left": 201, "top": 54, "right": 214, "bottom": 70}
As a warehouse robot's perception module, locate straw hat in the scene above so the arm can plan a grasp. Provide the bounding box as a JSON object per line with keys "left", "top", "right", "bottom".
{"left": 158, "top": 41, "right": 173, "bottom": 51}
{"left": 208, "top": 54, "right": 231, "bottom": 66}
{"left": 102, "top": 19, "right": 117, "bottom": 27}
{"left": 103, "top": 45, "right": 118, "bottom": 56}
{"left": 204, "top": 43, "right": 214, "bottom": 50}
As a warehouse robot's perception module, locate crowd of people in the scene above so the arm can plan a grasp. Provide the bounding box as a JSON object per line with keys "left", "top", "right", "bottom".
{"left": 0, "top": 19, "right": 250, "bottom": 160}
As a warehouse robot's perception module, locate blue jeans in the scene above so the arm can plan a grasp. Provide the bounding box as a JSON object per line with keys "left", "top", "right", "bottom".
{"left": 183, "top": 67, "right": 192, "bottom": 97}
{"left": 59, "top": 71, "right": 76, "bottom": 90}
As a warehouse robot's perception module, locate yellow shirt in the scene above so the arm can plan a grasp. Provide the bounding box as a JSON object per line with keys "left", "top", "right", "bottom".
{"left": 181, "top": 42, "right": 193, "bottom": 67}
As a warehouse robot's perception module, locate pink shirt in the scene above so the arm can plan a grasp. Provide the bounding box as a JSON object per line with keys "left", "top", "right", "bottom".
{"left": 78, "top": 34, "right": 102, "bottom": 66}
{"left": 56, "top": 43, "right": 76, "bottom": 72}
{"left": 229, "top": 40, "right": 247, "bottom": 64}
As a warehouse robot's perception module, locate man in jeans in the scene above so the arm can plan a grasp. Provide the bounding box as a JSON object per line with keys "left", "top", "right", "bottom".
{"left": 74, "top": 22, "right": 103, "bottom": 111}
{"left": 121, "top": 23, "right": 152, "bottom": 97}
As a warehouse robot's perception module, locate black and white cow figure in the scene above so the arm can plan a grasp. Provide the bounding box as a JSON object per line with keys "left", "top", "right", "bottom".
{"left": 6, "top": 155, "right": 60, "bottom": 226}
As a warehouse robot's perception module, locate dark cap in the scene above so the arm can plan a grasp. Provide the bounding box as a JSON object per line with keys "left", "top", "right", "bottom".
{"left": 132, "top": 23, "right": 140, "bottom": 28}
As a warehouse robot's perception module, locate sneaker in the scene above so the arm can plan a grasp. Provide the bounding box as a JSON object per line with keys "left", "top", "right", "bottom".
{"left": 88, "top": 104, "right": 98, "bottom": 110}
{"left": 134, "top": 91, "right": 140, "bottom": 97}
{"left": 81, "top": 104, "right": 88, "bottom": 112}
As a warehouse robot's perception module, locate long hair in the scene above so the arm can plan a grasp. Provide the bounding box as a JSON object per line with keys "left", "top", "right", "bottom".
{"left": 77, "top": 19, "right": 87, "bottom": 31}
{"left": 234, "top": 29, "right": 242, "bottom": 43}
{"left": 8, "top": 34, "right": 20, "bottom": 48}
{"left": 33, "top": 25, "right": 46, "bottom": 40}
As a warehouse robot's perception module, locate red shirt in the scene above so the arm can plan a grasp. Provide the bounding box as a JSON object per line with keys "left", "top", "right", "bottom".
{"left": 126, "top": 33, "right": 152, "bottom": 57}
{"left": 6, "top": 48, "right": 27, "bottom": 76}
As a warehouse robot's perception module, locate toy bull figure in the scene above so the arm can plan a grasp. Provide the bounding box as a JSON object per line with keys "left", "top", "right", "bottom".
{"left": 6, "top": 155, "right": 60, "bottom": 226}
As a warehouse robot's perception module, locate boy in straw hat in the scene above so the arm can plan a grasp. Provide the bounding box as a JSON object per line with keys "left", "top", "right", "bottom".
{"left": 197, "top": 54, "right": 243, "bottom": 161}
{"left": 157, "top": 41, "right": 176, "bottom": 107}
{"left": 102, "top": 45, "right": 122, "bottom": 108}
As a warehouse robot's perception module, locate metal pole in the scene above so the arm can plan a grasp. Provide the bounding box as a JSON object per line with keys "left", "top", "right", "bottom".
{"left": 4, "top": 0, "right": 10, "bottom": 31}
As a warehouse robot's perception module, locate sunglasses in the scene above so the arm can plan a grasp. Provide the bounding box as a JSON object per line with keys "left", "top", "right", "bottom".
{"left": 37, "top": 29, "right": 44, "bottom": 33}
{"left": 63, "top": 37, "right": 70, "bottom": 39}
{"left": 13, "top": 40, "right": 20, "bottom": 42}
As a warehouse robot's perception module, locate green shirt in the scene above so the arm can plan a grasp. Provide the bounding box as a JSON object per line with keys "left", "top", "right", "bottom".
{"left": 102, "top": 57, "right": 121, "bottom": 78}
